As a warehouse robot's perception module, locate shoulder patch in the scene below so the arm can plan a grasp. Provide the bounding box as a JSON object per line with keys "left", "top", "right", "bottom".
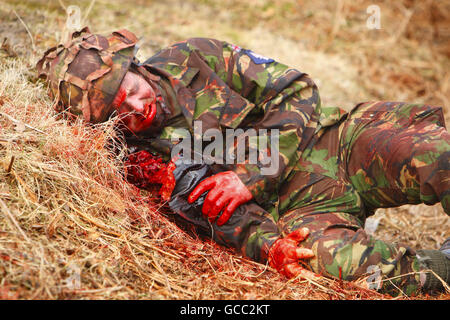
{"left": 243, "top": 49, "right": 274, "bottom": 65}
{"left": 229, "top": 44, "right": 242, "bottom": 53}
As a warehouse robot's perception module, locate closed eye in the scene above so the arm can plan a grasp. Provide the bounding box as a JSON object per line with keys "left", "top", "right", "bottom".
{"left": 112, "top": 88, "right": 127, "bottom": 109}
{"left": 129, "top": 77, "right": 139, "bottom": 95}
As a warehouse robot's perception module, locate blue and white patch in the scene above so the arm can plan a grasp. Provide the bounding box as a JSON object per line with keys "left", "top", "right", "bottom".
{"left": 243, "top": 49, "right": 274, "bottom": 65}
{"left": 230, "top": 44, "right": 242, "bottom": 53}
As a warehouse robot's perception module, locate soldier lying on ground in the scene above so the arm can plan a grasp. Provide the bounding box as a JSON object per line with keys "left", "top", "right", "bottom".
{"left": 36, "top": 27, "right": 450, "bottom": 296}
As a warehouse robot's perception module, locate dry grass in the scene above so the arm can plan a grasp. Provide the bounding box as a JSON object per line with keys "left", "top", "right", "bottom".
{"left": 0, "top": 0, "right": 448, "bottom": 300}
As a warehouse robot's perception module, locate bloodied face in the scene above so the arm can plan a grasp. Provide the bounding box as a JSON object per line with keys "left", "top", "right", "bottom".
{"left": 111, "top": 70, "right": 159, "bottom": 134}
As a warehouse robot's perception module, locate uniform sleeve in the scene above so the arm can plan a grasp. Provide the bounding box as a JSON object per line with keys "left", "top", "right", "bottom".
{"left": 186, "top": 38, "right": 322, "bottom": 206}
{"left": 123, "top": 147, "right": 281, "bottom": 263}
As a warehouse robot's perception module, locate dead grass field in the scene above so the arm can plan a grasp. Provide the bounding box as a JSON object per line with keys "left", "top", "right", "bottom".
{"left": 0, "top": 0, "right": 449, "bottom": 300}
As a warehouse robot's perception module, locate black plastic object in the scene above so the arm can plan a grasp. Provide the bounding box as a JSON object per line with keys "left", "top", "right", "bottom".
{"left": 168, "top": 160, "right": 280, "bottom": 263}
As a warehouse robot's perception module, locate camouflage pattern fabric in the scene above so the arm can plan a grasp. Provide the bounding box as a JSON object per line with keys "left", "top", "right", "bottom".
{"left": 277, "top": 101, "right": 450, "bottom": 296}
{"left": 128, "top": 37, "right": 326, "bottom": 269}
{"left": 36, "top": 27, "right": 139, "bottom": 123}
{"left": 121, "top": 38, "right": 449, "bottom": 295}
{"left": 141, "top": 37, "right": 323, "bottom": 209}
{"left": 343, "top": 101, "right": 449, "bottom": 215}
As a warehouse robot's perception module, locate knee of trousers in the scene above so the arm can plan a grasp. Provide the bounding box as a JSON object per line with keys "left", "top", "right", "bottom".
{"left": 419, "top": 149, "right": 450, "bottom": 215}
{"left": 304, "top": 226, "right": 415, "bottom": 283}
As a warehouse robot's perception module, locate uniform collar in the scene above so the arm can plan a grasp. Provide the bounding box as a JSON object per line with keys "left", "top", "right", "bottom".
{"left": 138, "top": 62, "right": 199, "bottom": 129}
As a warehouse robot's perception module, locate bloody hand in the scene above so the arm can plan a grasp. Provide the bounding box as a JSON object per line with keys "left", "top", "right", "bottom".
{"left": 125, "top": 150, "right": 176, "bottom": 201}
{"left": 187, "top": 171, "right": 253, "bottom": 226}
{"left": 268, "top": 227, "right": 318, "bottom": 279}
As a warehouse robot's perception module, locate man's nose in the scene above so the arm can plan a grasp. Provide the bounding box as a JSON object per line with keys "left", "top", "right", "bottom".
{"left": 128, "top": 98, "right": 147, "bottom": 114}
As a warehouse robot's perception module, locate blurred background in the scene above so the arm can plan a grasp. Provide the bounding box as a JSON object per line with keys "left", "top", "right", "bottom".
{"left": 1, "top": 0, "right": 449, "bottom": 116}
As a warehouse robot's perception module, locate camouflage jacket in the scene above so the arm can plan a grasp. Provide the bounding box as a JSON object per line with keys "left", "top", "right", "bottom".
{"left": 129, "top": 38, "right": 346, "bottom": 262}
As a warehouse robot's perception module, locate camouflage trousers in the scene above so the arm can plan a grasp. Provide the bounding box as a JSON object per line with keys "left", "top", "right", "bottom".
{"left": 277, "top": 101, "right": 450, "bottom": 296}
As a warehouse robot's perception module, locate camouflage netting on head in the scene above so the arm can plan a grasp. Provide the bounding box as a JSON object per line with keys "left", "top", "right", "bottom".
{"left": 36, "top": 27, "right": 139, "bottom": 123}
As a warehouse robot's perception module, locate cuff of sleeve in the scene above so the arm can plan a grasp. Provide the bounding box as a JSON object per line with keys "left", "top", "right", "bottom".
{"left": 244, "top": 231, "right": 279, "bottom": 264}
{"left": 232, "top": 164, "right": 267, "bottom": 205}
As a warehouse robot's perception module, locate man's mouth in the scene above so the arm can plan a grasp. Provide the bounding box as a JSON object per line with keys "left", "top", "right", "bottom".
{"left": 139, "top": 102, "right": 157, "bottom": 128}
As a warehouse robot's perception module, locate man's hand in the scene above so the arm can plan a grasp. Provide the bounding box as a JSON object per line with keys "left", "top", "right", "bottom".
{"left": 268, "top": 227, "right": 318, "bottom": 279}
{"left": 188, "top": 171, "right": 253, "bottom": 226}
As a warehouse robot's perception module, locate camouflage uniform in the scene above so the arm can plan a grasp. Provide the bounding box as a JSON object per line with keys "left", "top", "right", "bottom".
{"left": 131, "top": 38, "right": 449, "bottom": 296}
{"left": 278, "top": 101, "right": 450, "bottom": 295}
{"left": 37, "top": 33, "right": 449, "bottom": 295}
{"left": 128, "top": 36, "right": 322, "bottom": 264}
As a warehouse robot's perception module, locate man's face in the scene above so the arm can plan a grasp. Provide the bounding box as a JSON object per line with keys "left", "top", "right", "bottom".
{"left": 111, "top": 70, "right": 157, "bottom": 134}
